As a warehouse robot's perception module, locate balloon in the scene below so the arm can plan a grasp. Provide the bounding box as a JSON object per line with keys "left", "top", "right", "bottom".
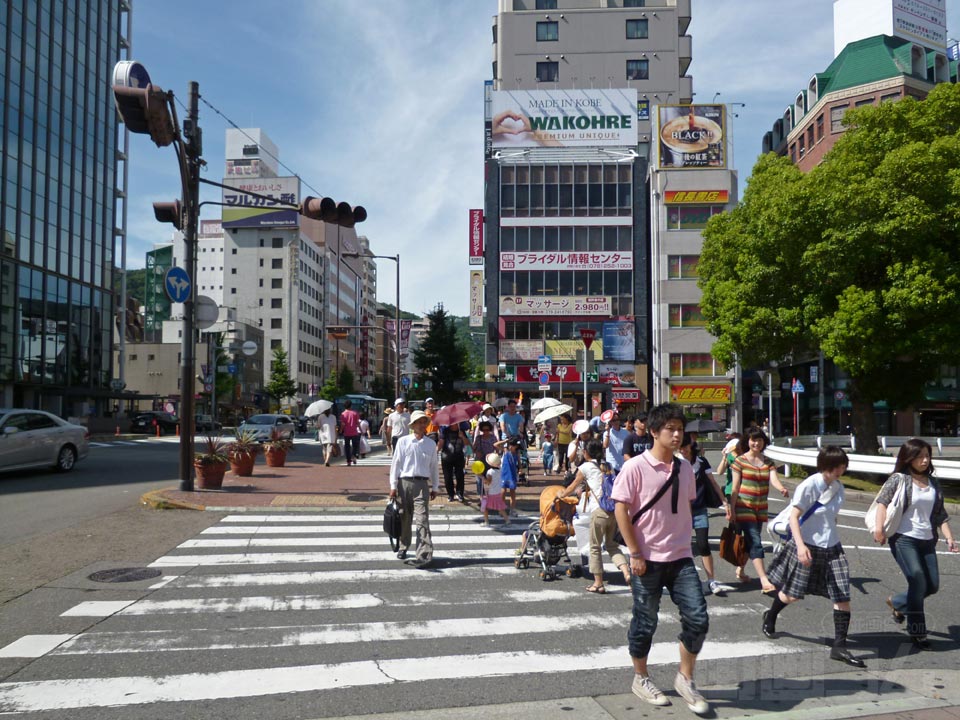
{"left": 471, "top": 460, "right": 486, "bottom": 476}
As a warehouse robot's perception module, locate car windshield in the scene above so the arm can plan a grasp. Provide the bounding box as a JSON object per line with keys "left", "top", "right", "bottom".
{"left": 246, "top": 415, "right": 274, "bottom": 424}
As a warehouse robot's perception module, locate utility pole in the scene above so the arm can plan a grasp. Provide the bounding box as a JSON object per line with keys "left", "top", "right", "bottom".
{"left": 178, "top": 81, "right": 202, "bottom": 490}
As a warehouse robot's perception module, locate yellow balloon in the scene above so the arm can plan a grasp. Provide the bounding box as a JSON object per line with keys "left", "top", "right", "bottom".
{"left": 471, "top": 460, "right": 486, "bottom": 475}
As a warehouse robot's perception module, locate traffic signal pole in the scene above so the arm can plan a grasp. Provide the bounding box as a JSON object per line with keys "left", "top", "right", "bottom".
{"left": 178, "top": 81, "right": 202, "bottom": 490}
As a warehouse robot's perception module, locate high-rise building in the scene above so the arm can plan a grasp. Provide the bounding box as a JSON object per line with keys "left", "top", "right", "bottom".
{"left": 0, "top": 1, "right": 129, "bottom": 414}
{"left": 483, "top": 0, "right": 693, "bottom": 415}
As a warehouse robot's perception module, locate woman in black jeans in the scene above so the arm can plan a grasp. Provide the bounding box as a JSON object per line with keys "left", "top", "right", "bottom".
{"left": 438, "top": 421, "right": 470, "bottom": 502}
{"left": 872, "top": 438, "right": 957, "bottom": 649}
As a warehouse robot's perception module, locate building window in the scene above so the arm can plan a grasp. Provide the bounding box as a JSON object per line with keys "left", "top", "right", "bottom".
{"left": 536, "top": 21, "right": 558, "bottom": 41}
{"left": 259, "top": 259, "right": 264, "bottom": 267}
{"left": 667, "top": 255, "right": 699, "bottom": 279}
{"left": 536, "top": 61, "right": 559, "bottom": 82}
{"left": 271, "top": 339, "right": 282, "bottom": 349}
{"left": 129, "top": 354, "right": 137, "bottom": 361}
{"left": 668, "top": 304, "right": 706, "bottom": 328}
{"left": 830, "top": 105, "right": 847, "bottom": 133}
{"left": 624, "top": 0, "right": 645, "bottom": 6}
{"left": 536, "top": 0, "right": 557, "bottom": 8}
{"left": 855, "top": 98, "right": 874, "bottom": 108}
{"left": 665, "top": 205, "right": 724, "bottom": 230}
{"left": 271, "top": 318, "right": 282, "bottom": 329}
{"left": 669, "top": 353, "right": 724, "bottom": 377}
{"left": 798, "top": 133, "right": 805, "bottom": 158}
{"left": 626, "top": 59, "right": 649, "bottom": 80}
{"left": 816, "top": 114, "right": 824, "bottom": 141}
{"left": 626, "top": 19, "right": 648, "bottom": 39}
{"left": 271, "top": 278, "right": 282, "bottom": 289}
{"left": 232, "top": 249, "right": 237, "bottom": 254}
{"left": 880, "top": 92, "right": 901, "bottom": 103}
{"left": 231, "top": 268, "right": 237, "bottom": 274}
{"left": 272, "top": 238, "right": 283, "bottom": 249}
{"left": 807, "top": 125, "right": 815, "bottom": 150}
{"left": 271, "top": 298, "right": 282, "bottom": 309}
{"left": 231, "top": 287, "right": 237, "bottom": 294}
{"left": 271, "top": 258, "right": 283, "bottom": 269}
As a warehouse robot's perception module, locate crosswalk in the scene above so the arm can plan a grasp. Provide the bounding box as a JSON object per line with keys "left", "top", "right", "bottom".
{"left": 0, "top": 512, "right": 816, "bottom": 717}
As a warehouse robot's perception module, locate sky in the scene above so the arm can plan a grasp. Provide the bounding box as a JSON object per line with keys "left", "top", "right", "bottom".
{"left": 125, "top": 0, "right": 960, "bottom": 317}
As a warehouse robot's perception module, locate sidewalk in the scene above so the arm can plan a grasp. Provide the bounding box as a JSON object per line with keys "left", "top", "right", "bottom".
{"left": 141, "top": 439, "right": 563, "bottom": 512}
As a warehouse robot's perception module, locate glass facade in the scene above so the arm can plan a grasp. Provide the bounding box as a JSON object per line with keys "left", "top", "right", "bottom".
{"left": 0, "top": 0, "right": 124, "bottom": 407}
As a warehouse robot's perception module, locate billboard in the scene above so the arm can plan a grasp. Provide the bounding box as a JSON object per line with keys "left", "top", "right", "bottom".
{"left": 663, "top": 190, "right": 729, "bottom": 204}
{"left": 602, "top": 321, "right": 635, "bottom": 362}
{"left": 469, "top": 271, "right": 484, "bottom": 327}
{"left": 469, "top": 210, "right": 484, "bottom": 265}
{"left": 893, "top": 0, "right": 946, "bottom": 50}
{"left": 657, "top": 105, "right": 726, "bottom": 169}
{"left": 491, "top": 89, "right": 638, "bottom": 149}
{"left": 670, "top": 383, "right": 733, "bottom": 405}
{"left": 499, "top": 340, "right": 543, "bottom": 362}
{"left": 546, "top": 338, "right": 604, "bottom": 361}
{"left": 500, "top": 251, "right": 633, "bottom": 271}
{"left": 221, "top": 177, "right": 300, "bottom": 228}
{"left": 499, "top": 296, "right": 610, "bottom": 317}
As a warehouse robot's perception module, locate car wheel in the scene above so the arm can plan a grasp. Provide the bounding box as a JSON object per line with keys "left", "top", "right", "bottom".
{"left": 56, "top": 445, "right": 77, "bottom": 472}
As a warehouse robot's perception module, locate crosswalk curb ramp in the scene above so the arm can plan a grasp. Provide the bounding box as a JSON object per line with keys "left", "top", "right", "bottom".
{"left": 1, "top": 514, "right": 959, "bottom": 717}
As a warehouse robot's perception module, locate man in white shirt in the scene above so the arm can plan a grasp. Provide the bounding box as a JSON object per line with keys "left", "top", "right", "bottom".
{"left": 388, "top": 398, "right": 411, "bottom": 453}
{"left": 389, "top": 410, "right": 439, "bottom": 566}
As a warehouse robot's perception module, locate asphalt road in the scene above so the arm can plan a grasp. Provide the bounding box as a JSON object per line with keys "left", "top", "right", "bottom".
{"left": 0, "top": 478, "right": 958, "bottom": 719}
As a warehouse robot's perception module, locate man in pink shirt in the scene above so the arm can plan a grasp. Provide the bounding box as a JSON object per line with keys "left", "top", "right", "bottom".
{"left": 338, "top": 399, "right": 361, "bottom": 466}
{"left": 611, "top": 402, "right": 710, "bottom": 715}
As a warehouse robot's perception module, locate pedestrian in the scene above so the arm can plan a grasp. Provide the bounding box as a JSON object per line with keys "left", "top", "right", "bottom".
{"left": 624, "top": 413, "right": 654, "bottom": 460}
{"left": 872, "top": 438, "right": 958, "bottom": 649}
{"left": 388, "top": 398, "right": 411, "bottom": 452}
{"left": 439, "top": 419, "right": 470, "bottom": 502}
{"left": 498, "top": 435, "right": 522, "bottom": 514}
{"left": 472, "top": 420, "right": 498, "bottom": 495}
{"left": 557, "top": 438, "right": 630, "bottom": 594}
{"left": 481, "top": 453, "right": 510, "bottom": 525}
{"left": 339, "top": 399, "right": 361, "bottom": 466}
{"left": 567, "top": 419, "right": 593, "bottom": 472}
{"left": 555, "top": 414, "right": 573, "bottom": 473}
{"left": 358, "top": 412, "right": 371, "bottom": 458}
{"left": 474, "top": 403, "right": 500, "bottom": 443}
{"left": 714, "top": 432, "right": 742, "bottom": 499}
{"left": 540, "top": 433, "right": 555, "bottom": 476}
{"left": 316, "top": 408, "right": 338, "bottom": 467}
{"left": 379, "top": 407, "right": 394, "bottom": 448}
{"left": 388, "top": 410, "right": 439, "bottom": 567}
{"left": 762, "top": 446, "right": 867, "bottom": 667}
{"left": 424, "top": 397, "right": 440, "bottom": 443}
{"left": 602, "top": 412, "right": 630, "bottom": 473}
{"left": 730, "top": 427, "right": 789, "bottom": 591}
{"left": 499, "top": 399, "right": 524, "bottom": 440}
{"left": 611, "top": 402, "right": 710, "bottom": 715}
{"left": 679, "top": 433, "right": 731, "bottom": 596}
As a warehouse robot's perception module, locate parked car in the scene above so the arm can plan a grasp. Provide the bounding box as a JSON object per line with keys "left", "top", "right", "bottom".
{"left": 0, "top": 409, "right": 90, "bottom": 473}
{"left": 131, "top": 411, "right": 179, "bottom": 435}
{"left": 195, "top": 414, "right": 222, "bottom": 432}
{"left": 239, "top": 414, "right": 296, "bottom": 442}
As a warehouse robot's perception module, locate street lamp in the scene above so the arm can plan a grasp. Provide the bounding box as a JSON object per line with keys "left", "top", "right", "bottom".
{"left": 343, "top": 252, "right": 400, "bottom": 399}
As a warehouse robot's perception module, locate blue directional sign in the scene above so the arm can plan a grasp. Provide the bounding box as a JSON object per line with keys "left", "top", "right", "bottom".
{"left": 401, "top": 375, "right": 411, "bottom": 388}
{"left": 164, "top": 266, "right": 191, "bottom": 303}
{"left": 228, "top": 364, "right": 237, "bottom": 375}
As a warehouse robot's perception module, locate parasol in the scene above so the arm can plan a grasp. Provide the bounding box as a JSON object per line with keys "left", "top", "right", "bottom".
{"left": 531, "top": 397, "right": 563, "bottom": 411}
{"left": 304, "top": 399, "right": 334, "bottom": 417}
{"left": 533, "top": 403, "right": 574, "bottom": 425}
{"left": 432, "top": 401, "right": 484, "bottom": 426}
{"left": 685, "top": 418, "right": 722, "bottom": 433}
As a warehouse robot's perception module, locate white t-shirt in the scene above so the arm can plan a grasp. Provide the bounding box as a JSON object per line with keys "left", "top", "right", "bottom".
{"left": 317, "top": 415, "right": 337, "bottom": 445}
{"left": 389, "top": 411, "right": 411, "bottom": 440}
{"left": 897, "top": 482, "right": 935, "bottom": 540}
{"left": 579, "top": 460, "right": 603, "bottom": 515}
{"left": 484, "top": 468, "right": 502, "bottom": 496}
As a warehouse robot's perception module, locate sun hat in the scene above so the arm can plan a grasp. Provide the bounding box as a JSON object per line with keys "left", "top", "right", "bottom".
{"left": 482, "top": 403, "right": 493, "bottom": 410}
{"left": 394, "top": 398, "right": 406, "bottom": 406}
{"left": 572, "top": 419, "right": 591, "bottom": 436}
{"left": 410, "top": 410, "right": 429, "bottom": 424}
{"left": 485, "top": 453, "right": 502, "bottom": 468}
{"left": 384, "top": 408, "right": 394, "bottom": 415}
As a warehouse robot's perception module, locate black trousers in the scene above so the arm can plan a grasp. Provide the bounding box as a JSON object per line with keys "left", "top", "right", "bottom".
{"left": 442, "top": 452, "right": 465, "bottom": 497}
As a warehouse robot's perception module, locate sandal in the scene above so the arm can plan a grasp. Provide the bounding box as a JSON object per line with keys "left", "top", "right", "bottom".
{"left": 760, "top": 584, "right": 777, "bottom": 596}
{"left": 735, "top": 566, "right": 750, "bottom": 582}
{"left": 887, "top": 596, "right": 905, "bottom": 624}
{"left": 586, "top": 584, "right": 606, "bottom": 594}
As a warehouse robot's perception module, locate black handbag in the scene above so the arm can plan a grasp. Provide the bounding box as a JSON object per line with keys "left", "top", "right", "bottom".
{"left": 383, "top": 499, "right": 402, "bottom": 552}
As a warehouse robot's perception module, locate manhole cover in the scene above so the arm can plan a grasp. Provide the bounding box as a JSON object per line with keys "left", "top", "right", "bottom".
{"left": 88, "top": 567, "right": 163, "bottom": 583}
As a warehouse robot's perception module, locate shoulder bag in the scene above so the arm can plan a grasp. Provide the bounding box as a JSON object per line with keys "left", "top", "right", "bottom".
{"left": 865, "top": 473, "right": 908, "bottom": 536}
{"left": 613, "top": 457, "right": 681, "bottom": 546}
{"left": 719, "top": 523, "right": 749, "bottom": 567}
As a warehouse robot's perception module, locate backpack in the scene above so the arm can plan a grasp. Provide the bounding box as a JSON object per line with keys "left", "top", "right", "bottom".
{"left": 598, "top": 471, "right": 617, "bottom": 513}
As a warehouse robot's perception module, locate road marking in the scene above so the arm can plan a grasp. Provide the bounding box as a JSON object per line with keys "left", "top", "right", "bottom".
{"left": 151, "top": 548, "right": 521, "bottom": 566}
{"left": 0, "top": 635, "right": 75, "bottom": 659}
{"left": 218, "top": 514, "right": 533, "bottom": 523}
{"left": 0, "top": 641, "right": 798, "bottom": 712}
{"left": 200, "top": 522, "right": 509, "bottom": 534}
{"left": 61, "top": 600, "right": 136, "bottom": 617}
{"left": 177, "top": 534, "right": 524, "bottom": 548}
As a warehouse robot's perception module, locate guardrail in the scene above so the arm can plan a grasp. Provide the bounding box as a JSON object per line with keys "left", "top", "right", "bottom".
{"left": 766, "top": 437, "right": 960, "bottom": 480}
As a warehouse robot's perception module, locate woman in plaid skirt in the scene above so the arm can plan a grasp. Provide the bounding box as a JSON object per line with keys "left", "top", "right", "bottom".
{"left": 762, "top": 446, "right": 867, "bottom": 668}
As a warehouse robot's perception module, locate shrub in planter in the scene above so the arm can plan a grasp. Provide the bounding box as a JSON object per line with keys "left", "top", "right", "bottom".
{"left": 227, "top": 428, "right": 261, "bottom": 476}
{"left": 194, "top": 435, "right": 230, "bottom": 489}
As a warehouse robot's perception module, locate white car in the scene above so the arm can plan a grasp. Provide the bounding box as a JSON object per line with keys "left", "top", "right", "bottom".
{"left": 239, "top": 414, "right": 296, "bottom": 442}
{"left": 0, "top": 409, "right": 90, "bottom": 473}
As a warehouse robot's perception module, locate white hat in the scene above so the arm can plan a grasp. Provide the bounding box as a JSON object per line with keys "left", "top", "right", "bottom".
{"left": 410, "top": 410, "right": 429, "bottom": 424}
{"left": 394, "top": 398, "right": 406, "bottom": 406}
{"left": 482, "top": 403, "right": 493, "bottom": 411}
{"left": 485, "top": 453, "right": 502, "bottom": 468}
{"left": 425, "top": 397, "right": 434, "bottom": 404}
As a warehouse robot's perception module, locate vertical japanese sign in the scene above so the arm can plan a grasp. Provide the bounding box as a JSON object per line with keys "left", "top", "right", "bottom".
{"left": 470, "top": 271, "right": 484, "bottom": 327}
{"left": 469, "top": 209, "right": 484, "bottom": 265}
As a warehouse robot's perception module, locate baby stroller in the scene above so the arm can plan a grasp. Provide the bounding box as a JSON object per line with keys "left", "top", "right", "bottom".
{"left": 514, "top": 486, "right": 582, "bottom": 580}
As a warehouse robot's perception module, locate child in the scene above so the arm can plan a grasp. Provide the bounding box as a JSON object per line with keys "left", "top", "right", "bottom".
{"left": 481, "top": 453, "right": 510, "bottom": 525}
{"left": 497, "top": 435, "right": 521, "bottom": 514}
{"left": 541, "top": 433, "right": 555, "bottom": 476}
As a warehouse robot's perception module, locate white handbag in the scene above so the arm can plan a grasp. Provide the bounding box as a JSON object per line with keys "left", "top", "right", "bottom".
{"left": 865, "top": 474, "right": 907, "bottom": 536}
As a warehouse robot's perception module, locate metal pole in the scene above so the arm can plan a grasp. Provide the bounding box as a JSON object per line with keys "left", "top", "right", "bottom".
{"left": 767, "top": 371, "right": 773, "bottom": 441}
{"left": 395, "top": 255, "right": 401, "bottom": 399}
{"left": 210, "top": 333, "right": 217, "bottom": 428}
{"left": 583, "top": 350, "right": 589, "bottom": 419}
{"left": 818, "top": 351, "right": 825, "bottom": 434}
{"left": 178, "top": 80, "right": 201, "bottom": 490}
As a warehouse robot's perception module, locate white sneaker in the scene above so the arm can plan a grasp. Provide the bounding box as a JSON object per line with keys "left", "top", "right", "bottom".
{"left": 674, "top": 672, "right": 710, "bottom": 715}
{"left": 632, "top": 674, "right": 670, "bottom": 706}
{"left": 709, "top": 580, "right": 726, "bottom": 596}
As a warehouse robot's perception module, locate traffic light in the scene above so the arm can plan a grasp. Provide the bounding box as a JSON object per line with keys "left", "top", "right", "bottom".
{"left": 301, "top": 196, "right": 367, "bottom": 228}
{"left": 153, "top": 200, "right": 183, "bottom": 229}
{"left": 113, "top": 83, "right": 177, "bottom": 147}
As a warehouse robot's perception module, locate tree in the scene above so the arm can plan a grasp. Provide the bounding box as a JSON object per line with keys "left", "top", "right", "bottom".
{"left": 337, "top": 366, "right": 355, "bottom": 396}
{"left": 699, "top": 83, "right": 960, "bottom": 453}
{"left": 265, "top": 347, "right": 297, "bottom": 410}
{"left": 412, "top": 303, "right": 471, "bottom": 404}
{"left": 371, "top": 375, "right": 395, "bottom": 403}
{"left": 319, "top": 370, "right": 340, "bottom": 402}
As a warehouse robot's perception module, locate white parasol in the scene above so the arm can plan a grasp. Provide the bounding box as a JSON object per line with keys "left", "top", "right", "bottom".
{"left": 304, "top": 399, "right": 334, "bottom": 417}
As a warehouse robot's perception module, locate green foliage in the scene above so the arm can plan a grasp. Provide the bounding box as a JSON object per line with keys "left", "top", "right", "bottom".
{"left": 319, "top": 370, "right": 340, "bottom": 402}
{"left": 337, "top": 366, "right": 355, "bottom": 396}
{"left": 114, "top": 268, "right": 147, "bottom": 304}
{"left": 371, "top": 375, "right": 394, "bottom": 403}
{"left": 265, "top": 347, "right": 297, "bottom": 407}
{"left": 377, "top": 302, "right": 420, "bottom": 321}
{"left": 412, "top": 304, "right": 471, "bottom": 404}
{"left": 699, "top": 84, "right": 960, "bottom": 449}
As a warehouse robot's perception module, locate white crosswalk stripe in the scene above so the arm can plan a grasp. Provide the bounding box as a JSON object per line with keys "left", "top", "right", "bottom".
{"left": 0, "top": 512, "right": 822, "bottom": 716}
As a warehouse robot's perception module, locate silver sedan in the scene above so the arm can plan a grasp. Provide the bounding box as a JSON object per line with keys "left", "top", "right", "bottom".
{"left": 0, "top": 409, "right": 90, "bottom": 473}
{"left": 239, "top": 414, "right": 296, "bottom": 442}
